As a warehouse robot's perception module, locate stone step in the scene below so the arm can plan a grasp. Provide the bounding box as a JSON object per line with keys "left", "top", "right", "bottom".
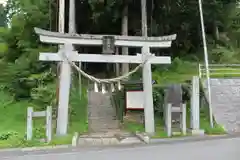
{"left": 78, "top": 136, "right": 119, "bottom": 146}
{"left": 87, "top": 90, "right": 120, "bottom": 133}
{"left": 89, "top": 122, "right": 119, "bottom": 127}
{"left": 89, "top": 128, "right": 120, "bottom": 133}
{"left": 89, "top": 119, "right": 119, "bottom": 123}
{"left": 77, "top": 133, "right": 143, "bottom": 146}
{"left": 89, "top": 111, "right": 116, "bottom": 115}
{"left": 89, "top": 118, "right": 117, "bottom": 121}
{"left": 89, "top": 124, "right": 119, "bottom": 129}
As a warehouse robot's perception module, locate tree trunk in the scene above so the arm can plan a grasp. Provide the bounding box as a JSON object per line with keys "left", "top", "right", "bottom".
{"left": 213, "top": 21, "right": 219, "bottom": 41}
{"left": 121, "top": 2, "right": 129, "bottom": 76}
{"left": 213, "top": 0, "right": 219, "bottom": 41}
{"left": 115, "top": 47, "right": 120, "bottom": 76}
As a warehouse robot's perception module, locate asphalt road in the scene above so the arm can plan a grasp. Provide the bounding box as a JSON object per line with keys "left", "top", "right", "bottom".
{"left": 1, "top": 137, "right": 240, "bottom": 160}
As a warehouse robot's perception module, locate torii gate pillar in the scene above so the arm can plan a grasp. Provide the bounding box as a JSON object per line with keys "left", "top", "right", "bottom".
{"left": 142, "top": 46, "right": 155, "bottom": 134}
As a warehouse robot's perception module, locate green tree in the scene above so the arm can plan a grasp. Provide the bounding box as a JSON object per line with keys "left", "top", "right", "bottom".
{"left": 1, "top": 0, "right": 240, "bottom": 100}
{"left": 0, "top": 4, "right": 6, "bottom": 27}
{"left": 0, "top": 0, "right": 56, "bottom": 100}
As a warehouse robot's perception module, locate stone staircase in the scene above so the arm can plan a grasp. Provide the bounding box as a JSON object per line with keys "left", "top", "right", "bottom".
{"left": 87, "top": 91, "right": 119, "bottom": 133}
{"left": 203, "top": 78, "right": 240, "bottom": 133}
{"left": 77, "top": 90, "right": 143, "bottom": 146}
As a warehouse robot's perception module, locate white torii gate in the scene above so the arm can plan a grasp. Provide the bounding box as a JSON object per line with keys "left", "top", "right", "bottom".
{"left": 34, "top": 27, "right": 176, "bottom": 135}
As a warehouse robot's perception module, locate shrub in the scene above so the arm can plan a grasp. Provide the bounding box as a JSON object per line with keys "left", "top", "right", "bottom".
{"left": 0, "top": 131, "right": 18, "bottom": 140}
{"left": 32, "top": 125, "right": 46, "bottom": 139}
{"left": 153, "top": 86, "right": 165, "bottom": 114}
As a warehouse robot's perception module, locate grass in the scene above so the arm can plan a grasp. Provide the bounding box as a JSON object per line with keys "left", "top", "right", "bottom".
{"left": 151, "top": 60, "right": 236, "bottom": 136}
{"left": 202, "top": 68, "right": 240, "bottom": 78}
{"left": 199, "top": 107, "right": 226, "bottom": 135}
{"left": 0, "top": 91, "right": 28, "bottom": 135}
{"left": 153, "top": 60, "right": 240, "bottom": 86}
{"left": 121, "top": 112, "right": 183, "bottom": 139}
{"left": 123, "top": 58, "right": 228, "bottom": 138}
{"left": 123, "top": 104, "right": 226, "bottom": 139}
{"left": 0, "top": 59, "right": 234, "bottom": 147}
{"left": 0, "top": 85, "right": 88, "bottom": 148}
{"left": 122, "top": 114, "right": 187, "bottom": 139}
{"left": 68, "top": 86, "right": 88, "bottom": 134}
{"left": 153, "top": 61, "right": 197, "bottom": 85}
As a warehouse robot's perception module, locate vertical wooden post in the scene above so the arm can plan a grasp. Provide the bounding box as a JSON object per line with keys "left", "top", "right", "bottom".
{"left": 69, "top": 0, "right": 76, "bottom": 33}
{"left": 57, "top": 0, "right": 65, "bottom": 98}
{"left": 165, "top": 103, "right": 172, "bottom": 137}
{"left": 27, "top": 107, "right": 33, "bottom": 141}
{"left": 46, "top": 106, "right": 52, "bottom": 142}
{"left": 191, "top": 76, "right": 200, "bottom": 130}
{"left": 121, "top": 2, "right": 129, "bottom": 75}
{"left": 58, "top": 0, "right": 65, "bottom": 35}
{"left": 78, "top": 62, "right": 82, "bottom": 99}
{"left": 198, "top": 64, "right": 202, "bottom": 78}
{"left": 181, "top": 103, "right": 187, "bottom": 135}
{"left": 69, "top": 0, "right": 81, "bottom": 99}
{"left": 115, "top": 47, "right": 120, "bottom": 76}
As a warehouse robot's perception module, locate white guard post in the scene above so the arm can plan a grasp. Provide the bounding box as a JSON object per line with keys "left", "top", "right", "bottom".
{"left": 34, "top": 28, "right": 176, "bottom": 135}
{"left": 27, "top": 106, "right": 52, "bottom": 142}
{"left": 191, "top": 76, "right": 205, "bottom": 135}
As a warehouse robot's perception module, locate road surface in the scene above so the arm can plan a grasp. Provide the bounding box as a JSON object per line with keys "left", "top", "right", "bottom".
{"left": 1, "top": 137, "right": 239, "bottom": 160}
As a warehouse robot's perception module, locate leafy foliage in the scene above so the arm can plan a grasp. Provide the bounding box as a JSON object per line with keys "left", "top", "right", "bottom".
{"left": 0, "top": 0, "right": 57, "bottom": 105}
{"left": 0, "top": 0, "right": 239, "bottom": 101}
{"left": 0, "top": 4, "right": 6, "bottom": 27}
{"left": 0, "top": 131, "right": 18, "bottom": 140}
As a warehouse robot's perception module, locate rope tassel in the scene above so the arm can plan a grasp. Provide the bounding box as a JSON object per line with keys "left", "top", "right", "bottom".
{"left": 94, "top": 82, "right": 99, "bottom": 92}
{"left": 111, "top": 83, "right": 115, "bottom": 92}
{"left": 101, "top": 83, "right": 106, "bottom": 94}
{"left": 117, "top": 81, "right": 121, "bottom": 90}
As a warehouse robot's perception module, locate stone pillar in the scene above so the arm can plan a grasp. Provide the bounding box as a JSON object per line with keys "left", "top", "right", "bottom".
{"left": 165, "top": 103, "right": 172, "bottom": 137}
{"left": 27, "top": 107, "right": 33, "bottom": 140}
{"left": 191, "top": 76, "right": 205, "bottom": 135}
{"left": 180, "top": 103, "right": 186, "bottom": 135}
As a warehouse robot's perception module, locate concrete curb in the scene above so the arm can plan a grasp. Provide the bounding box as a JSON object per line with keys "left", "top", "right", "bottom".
{"left": 0, "top": 144, "right": 71, "bottom": 153}
{"left": 0, "top": 134, "right": 239, "bottom": 153}
{"left": 149, "top": 134, "right": 240, "bottom": 144}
